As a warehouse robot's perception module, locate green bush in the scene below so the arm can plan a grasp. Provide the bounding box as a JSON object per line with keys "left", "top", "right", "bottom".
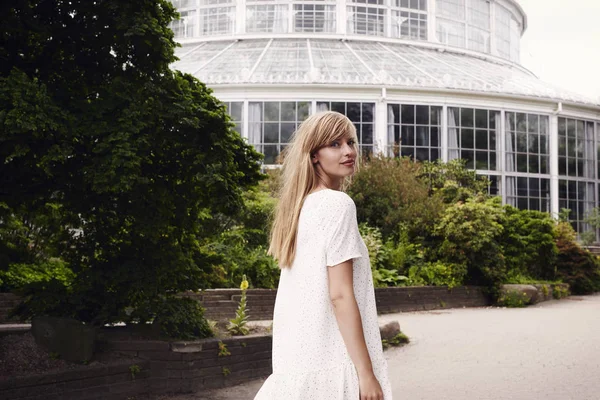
{"left": 555, "top": 224, "right": 600, "bottom": 295}
{"left": 348, "top": 155, "right": 443, "bottom": 241}
{"left": 153, "top": 297, "right": 213, "bottom": 340}
{"left": 496, "top": 291, "right": 529, "bottom": 308}
{"left": 359, "top": 224, "right": 406, "bottom": 287}
{"left": 501, "top": 206, "right": 558, "bottom": 281}
{"left": 411, "top": 261, "right": 466, "bottom": 288}
{"left": 552, "top": 284, "right": 570, "bottom": 299}
{"left": 417, "top": 159, "right": 491, "bottom": 204}
{"left": 434, "top": 195, "right": 506, "bottom": 298}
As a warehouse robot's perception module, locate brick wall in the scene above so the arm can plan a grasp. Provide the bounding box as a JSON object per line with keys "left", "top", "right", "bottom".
{"left": 112, "top": 335, "right": 273, "bottom": 394}
{"left": 0, "top": 358, "right": 151, "bottom": 400}
{"left": 1, "top": 286, "right": 490, "bottom": 324}
{"left": 0, "top": 333, "right": 271, "bottom": 400}
{"left": 188, "top": 285, "right": 490, "bottom": 322}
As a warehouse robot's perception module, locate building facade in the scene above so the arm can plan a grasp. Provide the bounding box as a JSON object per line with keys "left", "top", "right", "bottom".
{"left": 169, "top": 0, "right": 600, "bottom": 233}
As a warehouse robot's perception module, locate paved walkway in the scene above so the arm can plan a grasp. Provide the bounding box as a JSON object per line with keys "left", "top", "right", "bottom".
{"left": 158, "top": 294, "right": 600, "bottom": 400}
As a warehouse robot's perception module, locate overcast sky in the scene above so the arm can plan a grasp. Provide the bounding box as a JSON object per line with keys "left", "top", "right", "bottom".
{"left": 518, "top": 0, "right": 600, "bottom": 102}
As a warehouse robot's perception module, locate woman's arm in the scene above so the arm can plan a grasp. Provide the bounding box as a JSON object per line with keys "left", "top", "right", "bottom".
{"left": 328, "top": 260, "right": 374, "bottom": 377}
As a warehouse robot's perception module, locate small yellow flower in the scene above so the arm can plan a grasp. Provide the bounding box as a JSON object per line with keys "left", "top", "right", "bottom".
{"left": 240, "top": 274, "right": 249, "bottom": 291}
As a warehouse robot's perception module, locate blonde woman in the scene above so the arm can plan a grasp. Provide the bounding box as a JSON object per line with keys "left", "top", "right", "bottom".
{"left": 254, "top": 111, "right": 393, "bottom": 400}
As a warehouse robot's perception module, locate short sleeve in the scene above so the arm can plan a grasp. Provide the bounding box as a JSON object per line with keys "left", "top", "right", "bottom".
{"left": 325, "top": 195, "right": 364, "bottom": 267}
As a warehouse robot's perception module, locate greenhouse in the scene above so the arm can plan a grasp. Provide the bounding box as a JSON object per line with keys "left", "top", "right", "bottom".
{"left": 169, "top": 0, "right": 600, "bottom": 232}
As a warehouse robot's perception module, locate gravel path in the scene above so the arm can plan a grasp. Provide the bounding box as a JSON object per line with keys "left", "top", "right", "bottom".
{"left": 157, "top": 293, "right": 600, "bottom": 400}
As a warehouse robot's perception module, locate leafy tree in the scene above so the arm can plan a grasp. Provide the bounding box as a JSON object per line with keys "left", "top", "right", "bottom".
{"left": 1, "top": 1, "right": 263, "bottom": 332}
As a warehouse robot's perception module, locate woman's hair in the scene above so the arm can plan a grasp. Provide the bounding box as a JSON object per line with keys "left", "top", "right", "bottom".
{"left": 267, "top": 111, "right": 360, "bottom": 269}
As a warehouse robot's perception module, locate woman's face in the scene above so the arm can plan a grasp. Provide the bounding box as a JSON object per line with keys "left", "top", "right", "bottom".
{"left": 311, "top": 136, "right": 358, "bottom": 186}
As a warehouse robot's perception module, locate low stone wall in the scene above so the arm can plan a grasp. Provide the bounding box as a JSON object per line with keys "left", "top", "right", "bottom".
{"left": 189, "top": 285, "right": 491, "bottom": 322}
{"left": 0, "top": 358, "right": 152, "bottom": 400}
{"left": 1, "top": 332, "right": 271, "bottom": 400}
{"left": 103, "top": 335, "right": 272, "bottom": 394}
{"left": 0, "top": 286, "right": 490, "bottom": 324}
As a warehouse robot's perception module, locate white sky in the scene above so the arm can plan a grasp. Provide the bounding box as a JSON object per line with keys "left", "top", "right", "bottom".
{"left": 518, "top": 0, "right": 600, "bottom": 102}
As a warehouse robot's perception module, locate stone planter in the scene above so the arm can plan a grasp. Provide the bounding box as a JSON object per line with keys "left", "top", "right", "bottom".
{"left": 31, "top": 316, "right": 97, "bottom": 363}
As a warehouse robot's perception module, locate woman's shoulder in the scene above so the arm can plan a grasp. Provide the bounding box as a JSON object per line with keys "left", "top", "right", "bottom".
{"left": 321, "top": 189, "right": 356, "bottom": 210}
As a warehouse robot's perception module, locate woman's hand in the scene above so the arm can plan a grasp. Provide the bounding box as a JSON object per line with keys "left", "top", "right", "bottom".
{"left": 358, "top": 371, "right": 384, "bottom": 400}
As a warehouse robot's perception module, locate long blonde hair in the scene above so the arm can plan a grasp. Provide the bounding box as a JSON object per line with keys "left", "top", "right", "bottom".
{"left": 267, "top": 111, "right": 360, "bottom": 269}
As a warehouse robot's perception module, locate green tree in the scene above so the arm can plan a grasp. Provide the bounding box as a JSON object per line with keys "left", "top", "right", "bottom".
{"left": 1, "top": 1, "right": 263, "bottom": 332}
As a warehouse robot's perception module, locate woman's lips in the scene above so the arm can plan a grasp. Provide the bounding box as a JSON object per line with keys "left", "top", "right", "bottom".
{"left": 342, "top": 161, "right": 355, "bottom": 166}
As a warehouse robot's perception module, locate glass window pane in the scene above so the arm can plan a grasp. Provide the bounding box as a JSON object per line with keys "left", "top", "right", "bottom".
{"left": 362, "top": 124, "right": 374, "bottom": 144}
{"left": 263, "top": 145, "right": 279, "bottom": 164}
{"left": 280, "top": 123, "right": 296, "bottom": 143}
{"left": 475, "top": 151, "right": 488, "bottom": 170}
{"left": 265, "top": 102, "right": 279, "bottom": 122}
{"left": 461, "top": 150, "right": 474, "bottom": 168}
{"left": 281, "top": 102, "right": 296, "bottom": 121}
{"left": 517, "top": 154, "right": 527, "bottom": 173}
{"left": 461, "top": 108, "right": 474, "bottom": 127}
{"left": 475, "top": 129, "right": 488, "bottom": 149}
{"left": 402, "top": 125, "right": 415, "bottom": 145}
{"left": 362, "top": 103, "right": 374, "bottom": 123}
{"left": 332, "top": 102, "right": 345, "bottom": 114}
{"left": 416, "top": 147, "right": 429, "bottom": 161}
{"left": 347, "top": 102, "right": 361, "bottom": 122}
{"left": 527, "top": 114, "right": 539, "bottom": 133}
{"left": 416, "top": 105, "right": 429, "bottom": 124}
{"left": 298, "top": 102, "right": 310, "bottom": 120}
{"left": 264, "top": 123, "right": 279, "bottom": 143}
{"left": 431, "top": 106, "right": 440, "bottom": 125}
{"left": 416, "top": 126, "right": 429, "bottom": 146}
{"left": 402, "top": 105, "right": 415, "bottom": 124}
{"left": 475, "top": 109, "right": 487, "bottom": 128}
{"left": 461, "top": 128, "right": 474, "bottom": 148}
{"left": 431, "top": 127, "right": 440, "bottom": 147}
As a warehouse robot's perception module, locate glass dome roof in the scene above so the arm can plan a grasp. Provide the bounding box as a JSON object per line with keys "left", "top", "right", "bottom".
{"left": 172, "top": 38, "right": 599, "bottom": 107}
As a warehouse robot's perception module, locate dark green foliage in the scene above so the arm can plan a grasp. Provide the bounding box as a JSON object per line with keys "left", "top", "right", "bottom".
{"left": 501, "top": 206, "right": 558, "bottom": 281}
{"left": 1, "top": 0, "right": 263, "bottom": 333}
{"left": 153, "top": 297, "right": 213, "bottom": 340}
{"left": 555, "top": 222, "right": 600, "bottom": 295}
{"left": 349, "top": 155, "right": 443, "bottom": 240}
{"left": 417, "top": 159, "right": 490, "bottom": 203}
{"left": 434, "top": 196, "right": 506, "bottom": 298}
{"left": 0, "top": 259, "right": 74, "bottom": 291}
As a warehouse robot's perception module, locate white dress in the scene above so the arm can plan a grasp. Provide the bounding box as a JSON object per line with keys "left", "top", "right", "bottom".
{"left": 254, "top": 189, "right": 393, "bottom": 400}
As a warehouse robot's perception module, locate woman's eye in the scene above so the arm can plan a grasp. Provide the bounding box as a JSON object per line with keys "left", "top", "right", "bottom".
{"left": 331, "top": 141, "right": 339, "bottom": 147}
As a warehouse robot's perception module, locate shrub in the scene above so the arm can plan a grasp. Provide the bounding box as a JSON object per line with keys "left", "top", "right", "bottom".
{"left": 417, "top": 159, "right": 491, "bottom": 204}
{"left": 434, "top": 195, "right": 506, "bottom": 298}
{"left": 496, "top": 291, "right": 529, "bottom": 308}
{"left": 501, "top": 206, "right": 558, "bottom": 281}
{"left": 552, "top": 285, "right": 570, "bottom": 299}
{"left": 153, "top": 297, "right": 213, "bottom": 340}
{"left": 555, "top": 237, "right": 600, "bottom": 295}
{"left": 359, "top": 223, "right": 406, "bottom": 287}
{"left": 411, "top": 261, "right": 466, "bottom": 288}
{"left": 348, "top": 155, "right": 443, "bottom": 241}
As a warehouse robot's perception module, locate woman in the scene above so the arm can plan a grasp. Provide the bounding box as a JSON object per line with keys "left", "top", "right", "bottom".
{"left": 254, "top": 111, "right": 393, "bottom": 400}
